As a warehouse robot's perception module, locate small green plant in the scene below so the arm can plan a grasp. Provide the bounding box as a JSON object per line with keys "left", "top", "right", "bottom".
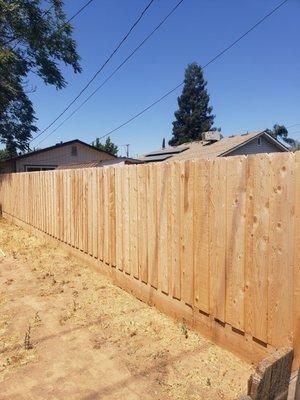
{"left": 181, "top": 323, "right": 188, "bottom": 339}
{"left": 24, "top": 325, "right": 33, "bottom": 350}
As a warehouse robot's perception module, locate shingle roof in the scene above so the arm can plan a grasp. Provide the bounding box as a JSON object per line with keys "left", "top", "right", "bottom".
{"left": 171, "top": 131, "right": 262, "bottom": 160}
{"left": 56, "top": 157, "right": 142, "bottom": 170}
{"left": 139, "top": 131, "right": 289, "bottom": 163}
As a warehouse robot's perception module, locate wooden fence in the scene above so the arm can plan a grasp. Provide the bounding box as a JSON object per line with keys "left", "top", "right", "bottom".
{"left": 0, "top": 152, "right": 299, "bottom": 365}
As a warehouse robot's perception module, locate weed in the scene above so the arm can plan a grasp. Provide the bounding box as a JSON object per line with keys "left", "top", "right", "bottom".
{"left": 73, "top": 299, "right": 78, "bottom": 312}
{"left": 24, "top": 325, "right": 33, "bottom": 350}
{"left": 181, "top": 323, "right": 188, "bottom": 339}
{"left": 34, "top": 312, "right": 41, "bottom": 325}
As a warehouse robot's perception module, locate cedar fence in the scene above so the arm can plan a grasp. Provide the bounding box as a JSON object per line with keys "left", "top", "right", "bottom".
{"left": 0, "top": 152, "right": 299, "bottom": 365}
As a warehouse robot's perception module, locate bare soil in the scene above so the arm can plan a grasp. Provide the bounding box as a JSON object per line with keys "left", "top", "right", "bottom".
{"left": 0, "top": 218, "right": 254, "bottom": 399}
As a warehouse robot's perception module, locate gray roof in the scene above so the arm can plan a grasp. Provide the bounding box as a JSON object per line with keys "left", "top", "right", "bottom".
{"left": 141, "top": 154, "right": 173, "bottom": 162}
{"left": 145, "top": 146, "right": 189, "bottom": 157}
{"left": 138, "top": 131, "right": 289, "bottom": 163}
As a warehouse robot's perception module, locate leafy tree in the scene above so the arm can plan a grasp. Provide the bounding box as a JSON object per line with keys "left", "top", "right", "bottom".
{"left": 0, "top": 148, "right": 9, "bottom": 162}
{"left": 292, "top": 141, "right": 300, "bottom": 152}
{"left": 0, "top": 0, "right": 81, "bottom": 157}
{"left": 169, "top": 62, "right": 216, "bottom": 146}
{"left": 92, "top": 137, "right": 118, "bottom": 156}
{"left": 265, "top": 124, "right": 296, "bottom": 147}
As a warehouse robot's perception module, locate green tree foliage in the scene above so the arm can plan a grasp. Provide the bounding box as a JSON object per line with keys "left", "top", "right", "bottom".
{"left": 0, "top": 148, "right": 9, "bottom": 162}
{"left": 265, "top": 124, "right": 296, "bottom": 147}
{"left": 92, "top": 137, "right": 118, "bottom": 156}
{"left": 0, "top": 0, "right": 81, "bottom": 157}
{"left": 292, "top": 141, "right": 300, "bottom": 152}
{"left": 169, "top": 62, "right": 216, "bottom": 146}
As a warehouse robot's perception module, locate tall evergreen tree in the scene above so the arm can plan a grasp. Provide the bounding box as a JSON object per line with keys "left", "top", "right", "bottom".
{"left": 0, "top": 0, "right": 82, "bottom": 157}
{"left": 92, "top": 137, "right": 118, "bottom": 156}
{"left": 169, "top": 62, "right": 215, "bottom": 146}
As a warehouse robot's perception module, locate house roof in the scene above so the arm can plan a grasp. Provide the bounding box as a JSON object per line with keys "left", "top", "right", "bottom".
{"left": 55, "top": 157, "right": 142, "bottom": 170}
{"left": 5, "top": 139, "right": 117, "bottom": 162}
{"left": 139, "top": 131, "right": 289, "bottom": 162}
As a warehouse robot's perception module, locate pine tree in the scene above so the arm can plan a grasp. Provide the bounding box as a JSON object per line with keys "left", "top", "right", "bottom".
{"left": 92, "top": 137, "right": 118, "bottom": 156}
{"left": 169, "top": 62, "right": 215, "bottom": 146}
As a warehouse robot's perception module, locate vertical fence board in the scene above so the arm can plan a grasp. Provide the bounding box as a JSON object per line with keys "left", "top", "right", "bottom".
{"left": 129, "top": 166, "right": 138, "bottom": 277}
{"left": 170, "top": 162, "right": 181, "bottom": 300}
{"left": 92, "top": 169, "right": 98, "bottom": 259}
{"left": 137, "top": 164, "right": 148, "bottom": 283}
{"left": 87, "top": 169, "right": 93, "bottom": 255}
{"left": 225, "top": 156, "right": 246, "bottom": 331}
{"left": 245, "top": 155, "right": 270, "bottom": 342}
{"left": 294, "top": 151, "right": 300, "bottom": 367}
{"left": 97, "top": 169, "right": 104, "bottom": 261}
{"left": 115, "top": 167, "right": 123, "bottom": 271}
{"left": 103, "top": 169, "right": 110, "bottom": 263}
{"left": 194, "top": 160, "right": 210, "bottom": 313}
{"left": 83, "top": 170, "right": 89, "bottom": 253}
{"left": 268, "top": 153, "right": 294, "bottom": 348}
{"left": 157, "top": 163, "right": 169, "bottom": 294}
{"left": 78, "top": 170, "right": 83, "bottom": 251}
{"left": 110, "top": 168, "right": 116, "bottom": 267}
{"left": 181, "top": 161, "right": 194, "bottom": 307}
{"left": 147, "top": 163, "right": 158, "bottom": 288}
{"left": 122, "top": 167, "right": 130, "bottom": 274}
{"left": 209, "top": 158, "right": 226, "bottom": 321}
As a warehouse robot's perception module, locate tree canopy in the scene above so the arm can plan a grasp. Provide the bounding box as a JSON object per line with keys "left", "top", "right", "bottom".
{"left": 169, "top": 62, "right": 216, "bottom": 146}
{"left": 265, "top": 124, "right": 296, "bottom": 147}
{"left": 0, "top": 0, "right": 81, "bottom": 157}
{"left": 92, "top": 137, "right": 119, "bottom": 156}
{"left": 0, "top": 148, "right": 9, "bottom": 162}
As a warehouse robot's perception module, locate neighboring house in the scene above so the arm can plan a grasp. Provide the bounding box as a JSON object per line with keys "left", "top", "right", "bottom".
{"left": 0, "top": 139, "right": 117, "bottom": 173}
{"left": 139, "top": 131, "right": 289, "bottom": 163}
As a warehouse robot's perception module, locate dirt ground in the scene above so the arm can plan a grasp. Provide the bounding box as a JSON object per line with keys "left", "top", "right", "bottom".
{"left": 0, "top": 218, "right": 254, "bottom": 400}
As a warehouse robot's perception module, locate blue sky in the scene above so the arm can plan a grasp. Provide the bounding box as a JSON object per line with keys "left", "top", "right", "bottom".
{"left": 27, "top": 0, "right": 300, "bottom": 157}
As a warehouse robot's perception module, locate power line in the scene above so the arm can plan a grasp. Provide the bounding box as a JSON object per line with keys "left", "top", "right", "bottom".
{"left": 65, "top": 0, "right": 95, "bottom": 26}
{"left": 94, "top": 0, "right": 289, "bottom": 142}
{"left": 34, "top": 0, "right": 185, "bottom": 148}
{"left": 31, "top": 0, "right": 156, "bottom": 144}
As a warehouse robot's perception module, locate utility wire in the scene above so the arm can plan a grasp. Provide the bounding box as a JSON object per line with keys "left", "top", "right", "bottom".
{"left": 65, "top": 0, "right": 95, "bottom": 26}
{"left": 92, "top": 0, "right": 288, "bottom": 141}
{"left": 34, "top": 0, "right": 185, "bottom": 148}
{"left": 31, "top": 0, "right": 156, "bottom": 144}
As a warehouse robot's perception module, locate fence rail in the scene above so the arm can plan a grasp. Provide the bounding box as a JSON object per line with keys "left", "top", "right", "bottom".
{"left": 0, "top": 152, "right": 299, "bottom": 364}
